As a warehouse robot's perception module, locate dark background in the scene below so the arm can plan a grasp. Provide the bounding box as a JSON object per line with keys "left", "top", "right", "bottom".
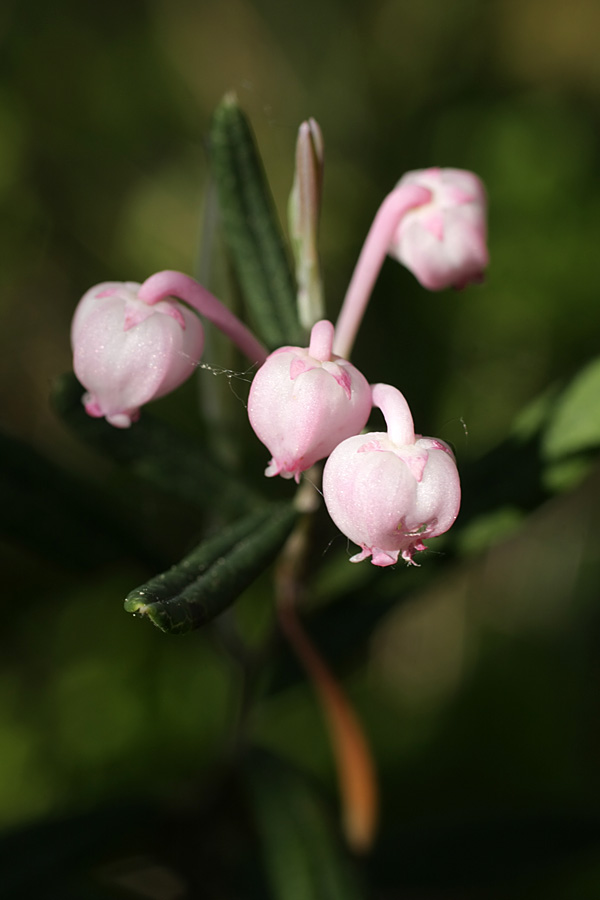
{"left": 2, "top": 0, "right": 600, "bottom": 896}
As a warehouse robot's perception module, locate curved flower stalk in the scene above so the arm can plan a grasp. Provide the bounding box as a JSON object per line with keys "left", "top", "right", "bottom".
{"left": 322, "top": 383, "right": 461, "bottom": 566}
{"left": 71, "top": 281, "right": 205, "bottom": 428}
{"left": 248, "top": 319, "right": 371, "bottom": 482}
{"left": 333, "top": 168, "right": 488, "bottom": 359}
{"left": 137, "top": 270, "right": 268, "bottom": 367}
{"left": 333, "top": 182, "right": 432, "bottom": 359}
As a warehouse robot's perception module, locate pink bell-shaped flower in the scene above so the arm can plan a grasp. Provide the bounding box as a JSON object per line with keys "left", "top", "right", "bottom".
{"left": 248, "top": 319, "right": 372, "bottom": 481}
{"left": 388, "top": 167, "right": 488, "bottom": 291}
{"left": 323, "top": 383, "right": 460, "bottom": 566}
{"left": 71, "top": 281, "right": 205, "bottom": 428}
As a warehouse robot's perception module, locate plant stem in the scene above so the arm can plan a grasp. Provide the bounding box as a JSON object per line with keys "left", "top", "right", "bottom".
{"left": 275, "top": 473, "right": 379, "bottom": 853}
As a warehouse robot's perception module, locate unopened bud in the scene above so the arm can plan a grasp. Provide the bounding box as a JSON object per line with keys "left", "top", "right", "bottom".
{"left": 288, "top": 118, "right": 325, "bottom": 329}
{"left": 388, "top": 167, "right": 488, "bottom": 290}
{"left": 248, "top": 320, "right": 371, "bottom": 481}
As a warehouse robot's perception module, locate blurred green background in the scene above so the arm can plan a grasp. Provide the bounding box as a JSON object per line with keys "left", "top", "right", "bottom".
{"left": 2, "top": 0, "right": 600, "bottom": 897}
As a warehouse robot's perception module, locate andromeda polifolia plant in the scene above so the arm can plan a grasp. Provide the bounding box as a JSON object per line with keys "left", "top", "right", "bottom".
{"left": 60, "top": 93, "right": 514, "bottom": 877}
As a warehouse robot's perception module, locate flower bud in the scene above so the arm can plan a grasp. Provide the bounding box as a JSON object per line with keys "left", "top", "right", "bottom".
{"left": 71, "top": 281, "right": 204, "bottom": 427}
{"left": 322, "top": 384, "right": 460, "bottom": 566}
{"left": 388, "top": 167, "right": 488, "bottom": 291}
{"left": 248, "top": 320, "right": 371, "bottom": 481}
{"left": 288, "top": 118, "right": 325, "bottom": 329}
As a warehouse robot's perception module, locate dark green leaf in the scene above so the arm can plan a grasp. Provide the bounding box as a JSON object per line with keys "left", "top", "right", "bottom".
{"left": 245, "top": 748, "right": 365, "bottom": 900}
{"left": 52, "top": 373, "right": 261, "bottom": 516}
{"left": 125, "top": 503, "right": 297, "bottom": 634}
{"left": 209, "top": 94, "right": 304, "bottom": 349}
{"left": 0, "top": 427, "right": 154, "bottom": 571}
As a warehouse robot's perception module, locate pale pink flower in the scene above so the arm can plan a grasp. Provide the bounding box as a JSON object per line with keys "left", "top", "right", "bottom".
{"left": 389, "top": 167, "right": 488, "bottom": 291}
{"left": 323, "top": 383, "right": 461, "bottom": 566}
{"left": 71, "top": 281, "right": 204, "bottom": 427}
{"left": 333, "top": 168, "right": 488, "bottom": 359}
{"left": 248, "top": 319, "right": 371, "bottom": 481}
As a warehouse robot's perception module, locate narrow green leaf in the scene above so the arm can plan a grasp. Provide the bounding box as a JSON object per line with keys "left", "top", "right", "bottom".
{"left": 52, "top": 373, "right": 261, "bottom": 516}
{"left": 210, "top": 94, "right": 304, "bottom": 349}
{"left": 245, "top": 749, "right": 364, "bottom": 900}
{"left": 125, "top": 503, "right": 297, "bottom": 634}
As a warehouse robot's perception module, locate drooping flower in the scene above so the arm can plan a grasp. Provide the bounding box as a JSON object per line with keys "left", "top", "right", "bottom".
{"left": 388, "top": 167, "right": 488, "bottom": 291}
{"left": 71, "top": 281, "right": 204, "bottom": 427}
{"left": 333, "top": 167, "right": 488, "bottom": 359}
{"left": 322, "top": 383, "right": 461, "bottom": 566}
{"left": 288, "top": 118, "right": 325, "bottom": 329}
{"left": 248, "top": 319, "right": 372, "bottom": 481}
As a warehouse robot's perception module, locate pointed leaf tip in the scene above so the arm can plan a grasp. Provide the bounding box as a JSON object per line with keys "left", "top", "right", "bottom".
{"left": 125, "top": 503, "right": 297, "bottom": 634}
{"left": 222, "top": 90, "right": 238, "bottom": 106}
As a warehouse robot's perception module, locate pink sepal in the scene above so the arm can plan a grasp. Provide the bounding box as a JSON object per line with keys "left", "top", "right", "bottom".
{"left": 369, "top": 548, "right": 401, "bottom": 567}
{"left": 395, "top": 446, "right": 429, "bottom": 482}
{"left": 82, "top": 396, "right": 104, "bottom": 418}
{"left": 123, "top": 298, "right": 186, "bottom": 332}
{"left": 290, "top": 358, "right": 310, "bottom": 380}
{"left": 264, "top": 457, "right": 301, "bottom": 483}
{"left": 422, "top": 211, "right": 445, "bottom": 241}
{"left": 322, "top": 362, "right": 352, "bottom": 399}
{"left": 358, "top": 439, "right": 383, "bottom": 453}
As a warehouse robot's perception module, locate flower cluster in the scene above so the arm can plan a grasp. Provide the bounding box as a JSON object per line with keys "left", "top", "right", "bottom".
{"left": 70, "top": 144, "right": 487, "bottom": 566}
